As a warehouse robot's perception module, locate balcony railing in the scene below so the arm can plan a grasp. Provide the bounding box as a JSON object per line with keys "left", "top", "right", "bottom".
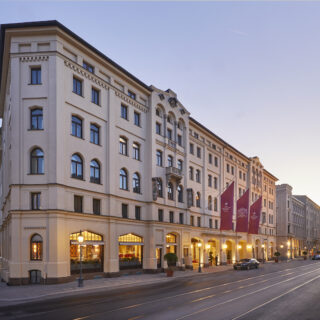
{"left": 166, "top": 166, "right": 183, "bottom": 184}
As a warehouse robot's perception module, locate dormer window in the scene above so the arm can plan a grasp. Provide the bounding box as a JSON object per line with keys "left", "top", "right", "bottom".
{"left": 83, "top": 61, "right": 94, "bottom": 73}
{"left": 128, "top": 90, "right": 136, "bottom": 100}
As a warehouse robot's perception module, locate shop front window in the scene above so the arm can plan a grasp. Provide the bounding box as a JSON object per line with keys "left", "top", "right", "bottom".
{"left": 119, "top": 233, "right": 143, "bottom": 269}
{"left": 70, "top": 231, "right": 104, "bottom": 274}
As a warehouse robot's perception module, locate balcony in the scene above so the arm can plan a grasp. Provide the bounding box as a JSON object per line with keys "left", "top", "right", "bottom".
{"left": 166, "top": 166, "right": 183, "bottom": 184}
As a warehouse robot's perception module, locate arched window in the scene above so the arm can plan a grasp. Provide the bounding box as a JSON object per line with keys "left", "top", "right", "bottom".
{"left": 156, "top": 108, "right": 162, "bottom": 117}
{"left": 90, "top": 160, "right": 100, "bottom": 184}
{"left": 214, "top": 197, "right": 218, "bottom": 211}
{"left": 177, "top": 160, "right": 183, "bottom": 171}
{"left": 156, "top": 150, "right": 162, "bottom": 166}
{"left": 168, "top": 155, "right": 173, "bottom": 167}
{"left": 167, "top": 115, "right": 172, "bottom": 124}
{"left": 189, "top": 167, "right": 194, "bottom": 180}
{"left": 196, "top": 169, "right": 201, "bottom": 183}
{"left": 31, "top": 108, "right": 43, "bottom": 130}
{"left": 90, "top": 123, "right": 100, "bottom": 145}
{"left": 30, "top": 148, "right": 44, "bottom": 174}
{"left": 132, "top": 172, "right": 140, "bottom": 193}
{"left": 168, "top": 182, "right": 173, "bottom": 200}
{"left": 119, "top": 137, "right": 128, "bottom": 155}
{"left": 157, "top": 178, "right": 163, "bottom": 197}
{"left": 196, "top": 192, "right": 201, "bottom": 208}
{"left": 133, "top": 142, "right": 140, "bottom": 160}
{"left": 71, "top": 154, "right": 83, "bottom": 179}
{"left": 71, "top": 116, "right": 82, "bottom": 138}
{"left": 208, "top": 196, "right": 212, "bottom": 210}
{"left": 120, "top": 168, "right": 128, "bottom": 190}
{"left": 178, "top": 185, "right": 183, "bottom": 203}
{"left": 30, "top": 234, "right": 42, "bottom": 261}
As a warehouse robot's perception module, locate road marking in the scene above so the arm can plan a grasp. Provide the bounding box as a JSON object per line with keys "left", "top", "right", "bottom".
{"left": 175, "top": 267, "right": 320, "bottom": 320}
{"left": 231, "top": 273, "right": 320, "bottom": 320}
{"left": 192, "top": 294, "right": 216, "bottom": 303}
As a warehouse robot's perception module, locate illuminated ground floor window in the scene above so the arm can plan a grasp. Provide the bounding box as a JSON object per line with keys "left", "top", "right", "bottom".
{"left": 119, "top": 233, "right": 143, "bottom": 269}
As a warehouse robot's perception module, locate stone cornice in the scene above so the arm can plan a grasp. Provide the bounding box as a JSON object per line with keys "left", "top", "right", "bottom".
{"left": 19, "top": 55, "right": 49, "bottom": 62}
{"left": 64, "top": 58, "right": 148, "bottom": 113}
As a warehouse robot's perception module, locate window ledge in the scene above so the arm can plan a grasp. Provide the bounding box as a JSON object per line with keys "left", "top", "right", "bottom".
{"left": 72, "top": 91, "right": 84, "bottom": 98}
{"left": 90, "top": 142, "right": 102, "bottom": 147}
{"left": 71, "top": 134, "right": 85, "bottom": 140}
{"left": 28, "top": 129, "right": 44, "bottom": 131}
{"left": 28, "top": 83, "right": 42, "bottom": 86}
{"left": 28, "top": 173, "right": 45, "bottom": 175}
{"left": 71, "top": 176, "right": 85, "bottom": 181}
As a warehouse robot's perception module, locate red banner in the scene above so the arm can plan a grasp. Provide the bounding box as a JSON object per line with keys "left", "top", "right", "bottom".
{"left": 236, "top": 189, "right": 249, "bottom": 233}
{"left": 248, "top": 196, "right": 262, "bottom": 234}
{"left": 220, "top": 182, "right": 234, "bottom": 231}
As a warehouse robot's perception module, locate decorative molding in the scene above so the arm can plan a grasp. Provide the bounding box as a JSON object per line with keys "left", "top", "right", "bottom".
{"left": 24, "top": 226, "right": 46, "bottom": 230}
{"left": 64, "top": 59, "right": 148, "bottom": 113}
{"left": 20, "top": 55, "right": 49, "bottom": 62}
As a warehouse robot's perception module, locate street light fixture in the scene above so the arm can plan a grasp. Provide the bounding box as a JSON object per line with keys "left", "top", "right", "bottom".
{"left": 197, "top": 242, "right": 202, "bottom": 273}
{"left": 78, "top": 230, "right": 84, "bottom": 287}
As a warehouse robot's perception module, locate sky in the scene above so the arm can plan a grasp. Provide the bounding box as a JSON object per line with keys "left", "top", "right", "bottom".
{"left": 1, "top": 1, "right": 320, "bottom": 203}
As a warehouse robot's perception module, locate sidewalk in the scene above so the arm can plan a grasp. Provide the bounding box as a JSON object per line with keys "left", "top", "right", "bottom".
{"left": 0, "top": 265, "right": 233, "bottom": 307}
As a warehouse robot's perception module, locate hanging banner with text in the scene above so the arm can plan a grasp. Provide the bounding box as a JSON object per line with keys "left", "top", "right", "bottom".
{"left": 236, "top": 189, "right": 249, "bottom": 233}
{"left": 248, "top": 196, "right": 262, "bottom": 234}
{"left": 220, "top": 181, "right": 234, "bottom": 231}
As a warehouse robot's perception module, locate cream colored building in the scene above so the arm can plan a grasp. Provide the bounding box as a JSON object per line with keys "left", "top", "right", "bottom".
{"left": 0, "top": 21, "right": 277, "bottom": 285}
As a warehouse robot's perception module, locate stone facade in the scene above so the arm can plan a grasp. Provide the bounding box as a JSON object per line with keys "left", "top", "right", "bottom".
{"left": 0, "top": 21, "right": 277, "bottom": 285}
{"left": 276, "top": 184, "right": 320, "bottom": 258}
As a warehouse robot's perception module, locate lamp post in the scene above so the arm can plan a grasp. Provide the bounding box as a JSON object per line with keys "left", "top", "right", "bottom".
{"left": 262, "top": 244, "right": 265, "bottom": 264}
{"left": 197, "top": 242, "right": 202, "bottom": 273}
{"left": 78, "top": 231, "right": 84, "bottom": 287}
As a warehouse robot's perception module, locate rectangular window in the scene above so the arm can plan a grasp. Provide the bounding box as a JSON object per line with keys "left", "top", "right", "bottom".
{"left": 74, "top": 195, "right": 83, "bottom": 213}
{"left": 214, "top": 156, "right": 218, "bottom": 167}
{"left": 134, "top": 112, "right": 141, "bottom": 126}
{"left": 239, "top": 188, "right": 242, "bottom": 196}
{"left": 122, "top": 203, "right": 128, "bottom": 218}
{"left": 231, "top": 166, "right": 234, "bottom": 175}
{"left": 177, "top": 134, "right": 182, "bottom": 146}
{"left": 93, "top": 199, "right": 101, "bottom": 215}
{"left": 128, "top": 90, "right": 136, "bottom": 100}
{"left": 167, "top": 128, "right": 172, "bottom": 140}
{"left": 91, "top": 88, "right": 100, "bottom": 105}
{"left": 208, "top": 153, "right": 212, "bottom": 164}
{"left": 72, "top": 116, "right": 82, "bottom": 138}
{"left": 156, "top": 122, "right": 161, "bottom": 135}
{"left": 31, "top": 193, "right": 40, "bottom": 210}
{"left": 239, "top": 171, "right": 242, "bottom": 179}
{"left": 121, "top": 104, "right": 128, "bottom": 120}
{"left": 83, "top": 61, "right": 94, "bottom": 73}
{"left": 135, "top": 206, "right": 141, "bottom": 220}
{"left": 197, "top": 147, "right": 201, "bottom": 158}
{"left": 190, "top": 143, "right": 194, "bottom": 154}
{"left": 190, "top": 215, "right": 194, "bottom": 226}
{"left": 90, "top": 124, "right": 99, "bottom": 145}
{"left": 169, "top": 211, "right": 174, "bottom": 223}
{"left": 179, "top": 212, "right": 184, "bottom": 224}
{"left": 208, "top": 175, "right": 212, "bottom": 187}
{"left": 31, "top": 68, "right": 41, "bottom": 85}
{"left": 215, "top": 219, "right": 218, "bottom": 229}
{"left": 158, "top": 209, "right": 163, "bottom": 222}
{"left": 243, "top": 173, "right": 246, "bottom": 181}
{"left": 227, "top": 163, "right": 230, "bottom": 173}
{"left": 214, "top": 177, "right": 218, "bottom": 189}
{"left": 209, "top": 218, "right": 213, "bottom": 229}
{"left": 197, "top": 217, "right": 201, "bottom": 227}
{"left": 73, "top": 77, "right": 82, "bottom": 96}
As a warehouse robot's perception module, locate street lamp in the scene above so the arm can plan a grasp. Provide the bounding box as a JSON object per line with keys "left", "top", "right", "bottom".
{"left": 78, "top": 231, "right": 84, "bottom": 287}
{"left": 197, "top": 242, "right": 202, "bottom": 273}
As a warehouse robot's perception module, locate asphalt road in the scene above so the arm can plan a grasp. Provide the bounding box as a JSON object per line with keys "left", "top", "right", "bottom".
{"left": 1, "top": 260, "right": 320, "bottom": 320}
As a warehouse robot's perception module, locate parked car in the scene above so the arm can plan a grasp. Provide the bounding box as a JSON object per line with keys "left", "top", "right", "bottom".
{"left": 233, "top": 258, "right": 260, "bottom": 270}
{"left": 312, "top": 255, "right": 320, "bottom": 260}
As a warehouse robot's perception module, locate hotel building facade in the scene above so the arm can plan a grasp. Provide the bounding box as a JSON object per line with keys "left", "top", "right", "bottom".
{"left": 0, "top": 21, "right": 277, "bottom": 285}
